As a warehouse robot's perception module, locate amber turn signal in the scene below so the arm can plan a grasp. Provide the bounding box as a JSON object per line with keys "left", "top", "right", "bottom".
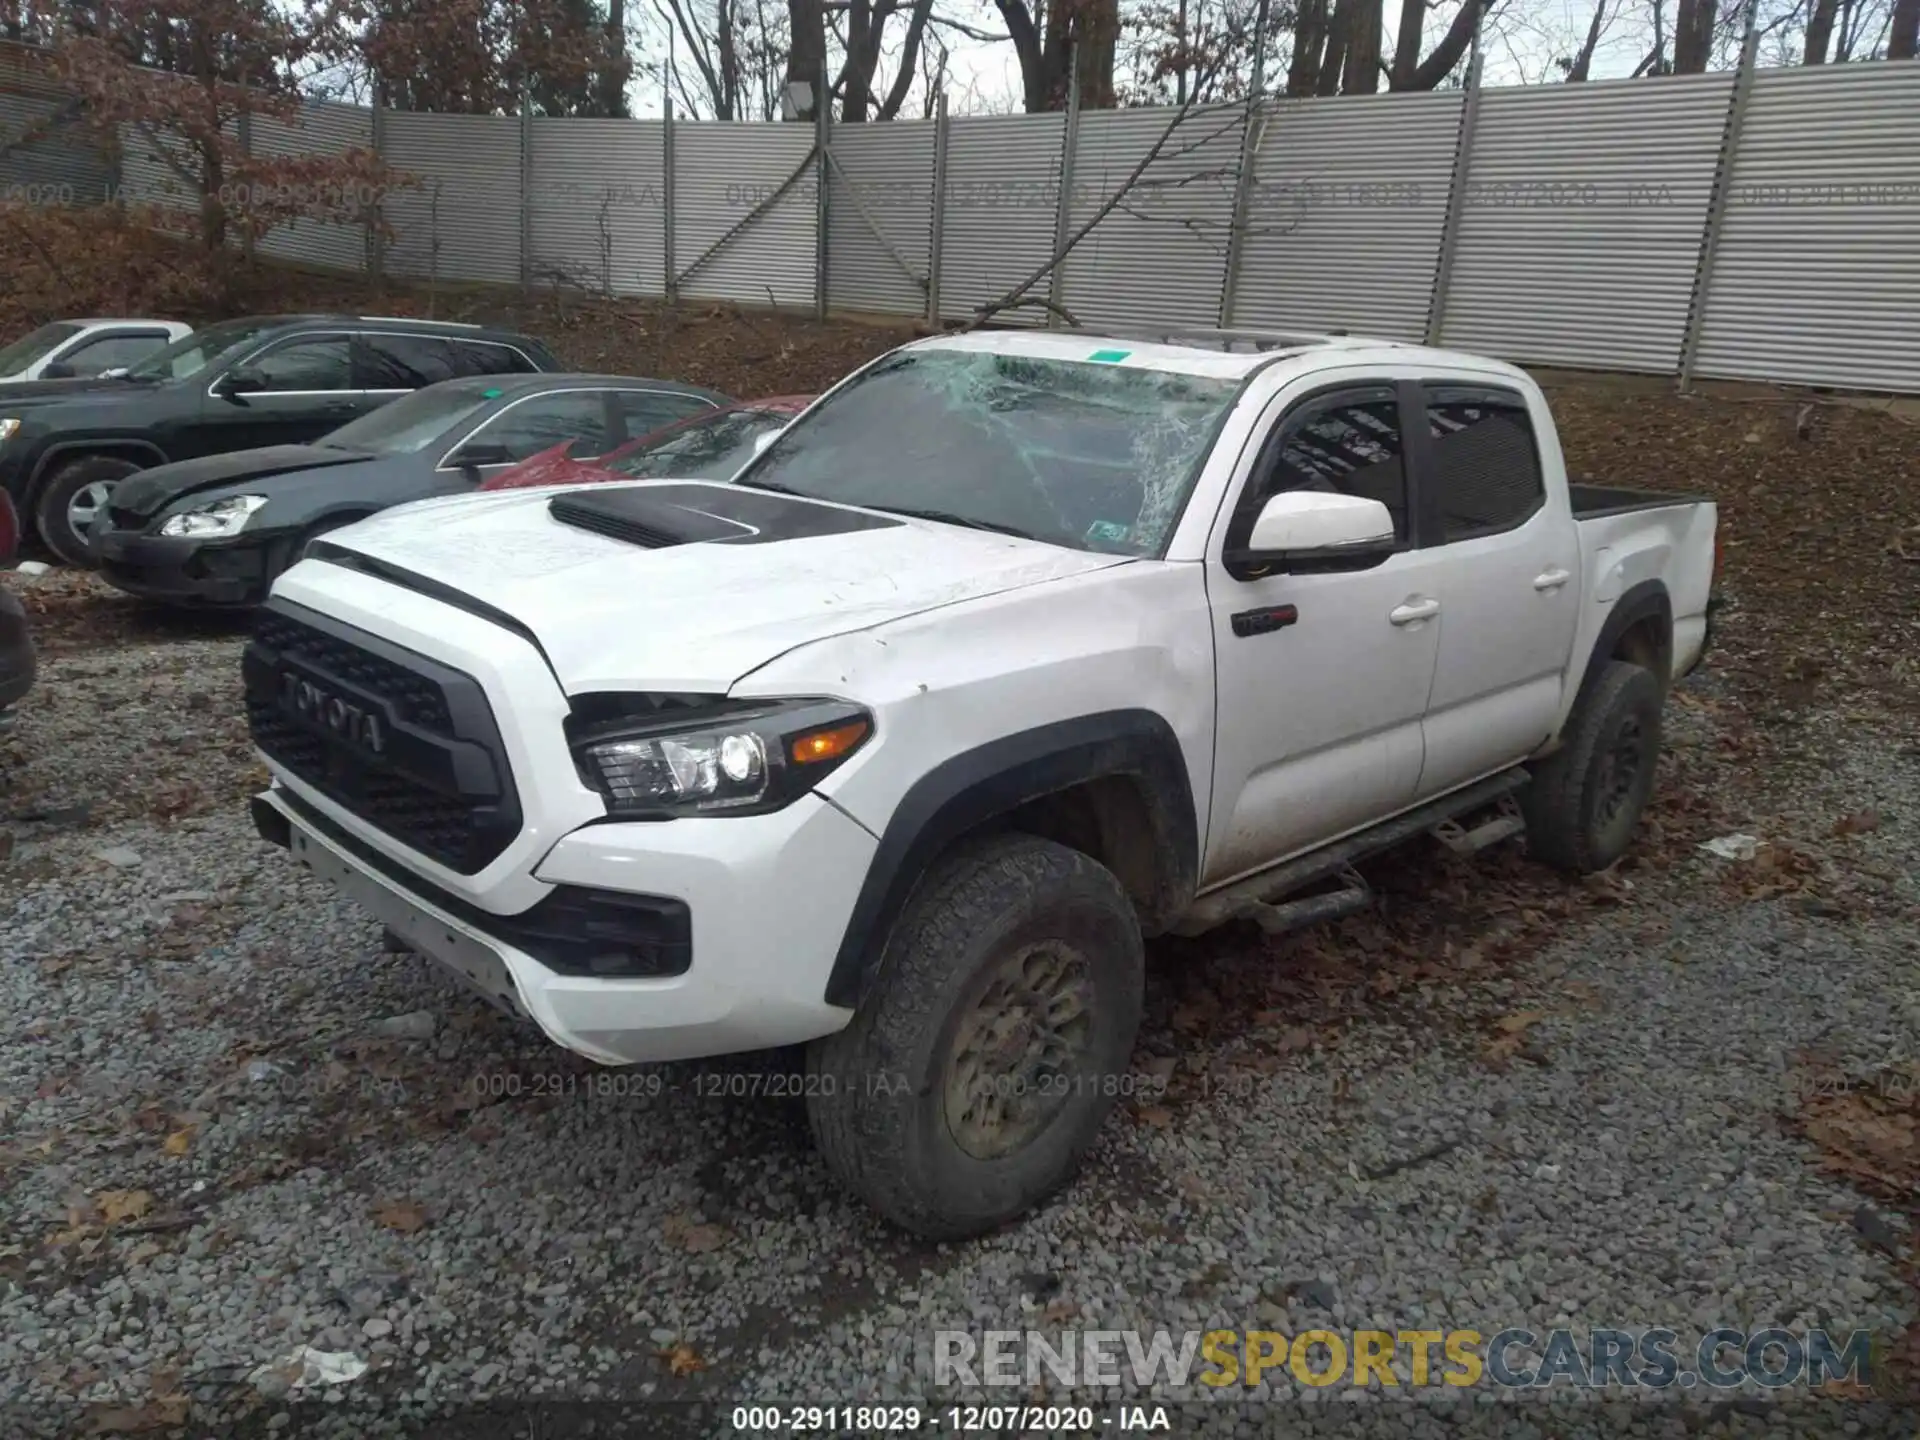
{"left": 789, "top": 719, "right": 870, "bottom": 766}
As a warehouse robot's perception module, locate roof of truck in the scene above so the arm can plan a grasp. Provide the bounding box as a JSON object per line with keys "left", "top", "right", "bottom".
{"left": 909, "top": 326, "right": 1533, "bottom": 386}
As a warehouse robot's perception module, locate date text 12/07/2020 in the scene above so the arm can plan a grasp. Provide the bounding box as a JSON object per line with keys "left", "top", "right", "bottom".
{"left": 457, "top": 1069, "right": 1176, "bottom": 1103}
{"left": 730, "top": 1405, "right": 1174, "bottom": 1432}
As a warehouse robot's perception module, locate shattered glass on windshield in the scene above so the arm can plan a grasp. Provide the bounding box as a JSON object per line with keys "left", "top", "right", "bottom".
{"left": 736, "top": 349, "right": 1240, "bottom": 556}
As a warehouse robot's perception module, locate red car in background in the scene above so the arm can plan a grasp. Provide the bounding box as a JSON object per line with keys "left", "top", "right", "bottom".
{"left": 481, "top": 394, "right": 815, "bottom": 492}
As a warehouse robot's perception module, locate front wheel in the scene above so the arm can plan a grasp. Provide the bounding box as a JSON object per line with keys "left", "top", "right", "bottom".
{"left": 805, "top": 833, "right": 1144, "bottom": 1240}
{"left": 35, "top": 455, "right": 144, "bottom": 567}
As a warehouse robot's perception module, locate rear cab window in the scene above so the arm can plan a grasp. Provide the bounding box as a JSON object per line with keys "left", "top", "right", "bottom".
{"left": 1422, "top": 384, "right": 1547, "bottom": 541}
{"left": 354, "top": 334, "right": 541, "bottom": 390}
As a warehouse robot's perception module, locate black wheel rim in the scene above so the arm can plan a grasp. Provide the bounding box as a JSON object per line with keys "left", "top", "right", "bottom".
{"left": 942, "top": 941, "right": 1095, "bottom": 1161}
{"left": 1593, "top": 714, "right": 1645, "bottom": 830}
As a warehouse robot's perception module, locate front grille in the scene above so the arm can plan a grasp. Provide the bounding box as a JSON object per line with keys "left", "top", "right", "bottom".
{"left": 243, "top": 601, "right": 520, "bottom": 874}
{"left": 252, "top": 612, "right": 453, "bottom": 735}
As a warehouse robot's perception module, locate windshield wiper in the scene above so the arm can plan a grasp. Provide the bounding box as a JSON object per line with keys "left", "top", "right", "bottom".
{"left": 865, "top": 504, "right": 1041, "bottom": 542}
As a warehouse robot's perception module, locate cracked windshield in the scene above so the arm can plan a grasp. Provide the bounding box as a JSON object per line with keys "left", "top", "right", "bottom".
{"left": 735, "top": 348, "right": 1239, "bottom": 555}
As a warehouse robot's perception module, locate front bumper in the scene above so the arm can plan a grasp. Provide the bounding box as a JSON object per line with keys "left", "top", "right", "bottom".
{"left": 0, "top": 582, "right": 35, "bottom": 715}
{"left": 253, "top": 783, "right": 873, "bottom": 1065}
{"left": 91, "top": 522, "right": 277, "bottom": 606}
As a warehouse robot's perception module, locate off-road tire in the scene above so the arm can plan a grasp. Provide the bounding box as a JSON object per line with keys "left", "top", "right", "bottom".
{"left": 34, "top": 455, "right": 145, "bottom": 568}
{"left": 805, "top": 833, "right": 1144, "bottom": 1240}
{"left": 1521, "top": 659, "right": 1664, "bottom": 874}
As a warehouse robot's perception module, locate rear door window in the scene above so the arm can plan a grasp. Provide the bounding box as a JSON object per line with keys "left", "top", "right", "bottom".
{"left": 612, "top": 390, "right": 720, "bottom": 443}
{"left": 460, "top": 390, "right": 613, "bottom": 462}
{"left": 1422, "top": 385, "right": 1546, "bottom": 541}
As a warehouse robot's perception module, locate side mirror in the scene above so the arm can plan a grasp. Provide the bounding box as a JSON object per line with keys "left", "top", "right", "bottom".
{"left": 1232, "top": 491, "right": 1396, "bottom": 574}
{"left": 451, "top": 441, "right": 515, "bottom": 470}
{"left": 41, "top": 361, "right": 76, "bottom": 379}
{"left": 216, "top": 367, "right": 266, "bottom": 397}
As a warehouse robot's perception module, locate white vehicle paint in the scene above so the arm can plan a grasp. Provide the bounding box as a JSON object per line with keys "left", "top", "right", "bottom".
{"left": 242, "top": 326, "right": 1718, "bottom": 1232}
{"left": 0, "top": 319, "right": 193, "bottom": 382}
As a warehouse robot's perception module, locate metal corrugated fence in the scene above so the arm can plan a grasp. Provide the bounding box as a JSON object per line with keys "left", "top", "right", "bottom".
{"left": 528, "top": 118, "right": 668, "bottom": 297}
{"left": 828, "top": 119, "right": 936, "bottom": 317}
{"left": 1690, "top": 59, "right": 1920, "bottom": 393}
{"left": 1438, "top": 73, "right": 1733, "bottom": 373}
{"left": 6, "top": 49, "right": 1920, "bottom": 395}
{"left": 1, "top": 92, "right": 116, "bottom": 201}
{"left": 1230, "top": 90, "right": 1463, "bottom": 341}
{"left": 938, "top": 112, "right": 1065, "bottom": 324}
{"left": 252, "top": 101, "right": 373, "bottom": 273}
{"left": 673, "top": 123, "right": 816, "bottom": 307}
{"left": 383, "top": 113, "right": 522, "bottom": 286}
{"left": 116, "top": 122, "right": 197, "bottom": 212}
{"left": 1059, "top": 104, "right": 1242, "bottom": 330}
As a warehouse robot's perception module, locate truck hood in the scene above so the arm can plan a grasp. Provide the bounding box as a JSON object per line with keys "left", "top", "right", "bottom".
{"left": 306, "top": 479, "right": 1131, "bottom": 693}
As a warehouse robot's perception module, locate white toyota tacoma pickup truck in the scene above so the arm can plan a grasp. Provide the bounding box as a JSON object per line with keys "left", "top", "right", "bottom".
{"left": 243, "top": 327, "right": 1718, "bottom": 1238}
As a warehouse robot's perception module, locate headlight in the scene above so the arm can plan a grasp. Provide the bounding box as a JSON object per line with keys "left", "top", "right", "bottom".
{"left": 572, "top": 699, "right": 872, "bottom": 818}
{"left": 0, "top": 418, "right": 21, "bottom": 442}
{"left": 158, "top": 494, "right": 269, "bottom": 538}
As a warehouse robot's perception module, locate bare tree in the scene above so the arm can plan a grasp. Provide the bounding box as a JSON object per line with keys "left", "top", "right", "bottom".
{"left": 992, "top": 0, "right": 1120, "bottom": 110}
{"left": 1672, "top": 0, "right": 1718, "bottom": 69}
{"left": 1893, "top": 0, "right": 1918, "bottom": 53}
{"left": 1563, "top": 0, "right": 1617, "bottom": 77}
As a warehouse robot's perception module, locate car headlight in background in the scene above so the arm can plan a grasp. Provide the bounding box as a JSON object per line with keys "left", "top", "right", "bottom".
{"left": 572, "top": 699, "right": 872, "bottom": 818}
{"left": 158, "top": 494, "right": 269, "bottom": 538}
{"left": 0, "top": 418, "right": 21, "bottom": 442}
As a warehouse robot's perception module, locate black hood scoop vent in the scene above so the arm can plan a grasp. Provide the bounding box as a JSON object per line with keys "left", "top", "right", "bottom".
{"left": 547, "top": 489, "right": 752, "bottom": 548}
{"left": 545, "top": 482, "right": 903, "bottom": 549}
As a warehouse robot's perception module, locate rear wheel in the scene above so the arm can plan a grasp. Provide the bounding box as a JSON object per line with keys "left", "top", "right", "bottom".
{"left": 35, "top": 455, "right": 143, "bottom": 567}
{"left": 805, "top": 833, "right": 1144, "bottom": 1240}
{"left": 1521, "top": 659, "right": 1664, "bottom": 874}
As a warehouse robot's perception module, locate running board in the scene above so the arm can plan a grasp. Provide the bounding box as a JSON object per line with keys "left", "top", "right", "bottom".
{"left": 1172, "top": 769, "right": 1529, "bottom": 937}
{"left": 1431, "top": 795, "right": 1526, "bottom": 855}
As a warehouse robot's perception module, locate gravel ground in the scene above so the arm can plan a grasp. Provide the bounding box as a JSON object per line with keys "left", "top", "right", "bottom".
{"left": 5, "top": 428, "right": 1920, "bottom": 1438}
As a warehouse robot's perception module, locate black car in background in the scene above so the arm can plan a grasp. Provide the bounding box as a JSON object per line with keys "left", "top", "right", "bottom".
{"left": 89, "top": 372, "right": 729, "bottom": 608}
{"left": 0, "top": 315, "right": 562, "bottom": 565}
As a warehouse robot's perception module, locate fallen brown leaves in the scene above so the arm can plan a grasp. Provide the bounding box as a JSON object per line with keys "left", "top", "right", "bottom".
{"left": 656, "top": 1341, "right": 708, "bottom": 1377}
{"left": 662, "top": 1213, "right": 727, "bottom": 1254}
{"left": 372, "top": 1198, "right": 430, "bottom": 1234}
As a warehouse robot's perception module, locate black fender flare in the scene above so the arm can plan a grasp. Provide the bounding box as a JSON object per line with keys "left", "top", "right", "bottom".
{"left": 823, "top": 709, "right": 1198, "bottom": 1009}
{"left": 1572, "top": 579, "right": 1672, "bottom": 710}
{"left": 27, "top": 438, "right": 171, "bottom": 504}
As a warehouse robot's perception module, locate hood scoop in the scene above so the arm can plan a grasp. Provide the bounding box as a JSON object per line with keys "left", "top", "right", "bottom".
{"left": 547, "top": 489, "right": 754, "bottom": 549}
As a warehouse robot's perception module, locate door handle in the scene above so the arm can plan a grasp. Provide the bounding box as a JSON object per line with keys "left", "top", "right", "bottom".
{"left": 1533, "top": 567, "right": 1572, "bottom": 591}
{"left": 1389, "top": 597, "right": 1440, "bottom": 626}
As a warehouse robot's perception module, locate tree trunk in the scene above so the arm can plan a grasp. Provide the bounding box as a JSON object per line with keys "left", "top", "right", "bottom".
{"left": 1315, "top": 0, "right": 1352, "bottom": 95}
{"left": 1071, "top": 0, "right": 1119, "bottom": 107}
{"left": 597, "top": 0, "right": 628, "bottom": 115}
{"left": 1566, "top": 0, "right": 1609, "bottom": 79}
{"left": 875, "top": 0, "right": 935, "bottom": 119}
{"left": 1671, "top": 0, "right": 1716, "bottom": 72}
{"left": 1339, "top": 0, "right": 1382, "bottom": 93}
{"left": 1287, "top": 0, "right": 1329, "bottom": 95}
{"left": 785, "top": 0, "right": 826, "bottom": 116}
{"left": 993, "top": 0, "right": 1055, "bottom": 109}
{"left": 1387, "top": 0, "right": 1425, "bottom": 88}
{"left": 1891, "top": 0, "right": 1919, "bottom": 57}
{"left": 1403, "top": 0, "right": 1486, "bottom": 89}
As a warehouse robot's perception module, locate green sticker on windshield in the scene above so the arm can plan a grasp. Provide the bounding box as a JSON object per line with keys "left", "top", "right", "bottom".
{"left": 1087, "top": 349, "right": 1131, "bottom": 364}
{"left": 1086, "top": 520, "right": 1131, "bottom": 546}
{"left": 482, "top": 387, "right": 502, "bottom": 398}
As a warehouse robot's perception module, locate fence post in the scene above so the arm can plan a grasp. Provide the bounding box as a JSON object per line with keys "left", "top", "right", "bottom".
{"left": 236, "top": 87, "right": 254, "bottom": 265}
{"left": 1219, "top": 100, "right": 1268, "bottom": 327}
{"left": 926, "top": 91, "right": 950, "bottom": 326}
{"left": 815, "top": 63, "right": 831, "bottom": 320}
{"left": 1047, "top": 62, "right": 1082, "bottom": 328}
{"left": 519, "top": 87, "right": 533, "bottom": 294}
{"left": 663, "top": 101, "right": 677, "bottom": 304}
{"left": 1425, "top": 51, "right": 1484, "bottom": 345}
{"left": 1678, "top": 25, "right": 1760, "bottom": 392}
{"left": 368, "top": 87, "right": 386, "bottom": 285}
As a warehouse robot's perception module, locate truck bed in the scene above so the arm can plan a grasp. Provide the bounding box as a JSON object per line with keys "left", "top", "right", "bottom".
{"left": 1570, "top": 482, "right": 1710, "bottom": 520}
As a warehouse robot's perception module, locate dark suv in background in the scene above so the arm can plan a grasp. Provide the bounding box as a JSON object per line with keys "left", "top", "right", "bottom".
{"left": 0, "top": 315, "right": 562, "bottom": 564}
